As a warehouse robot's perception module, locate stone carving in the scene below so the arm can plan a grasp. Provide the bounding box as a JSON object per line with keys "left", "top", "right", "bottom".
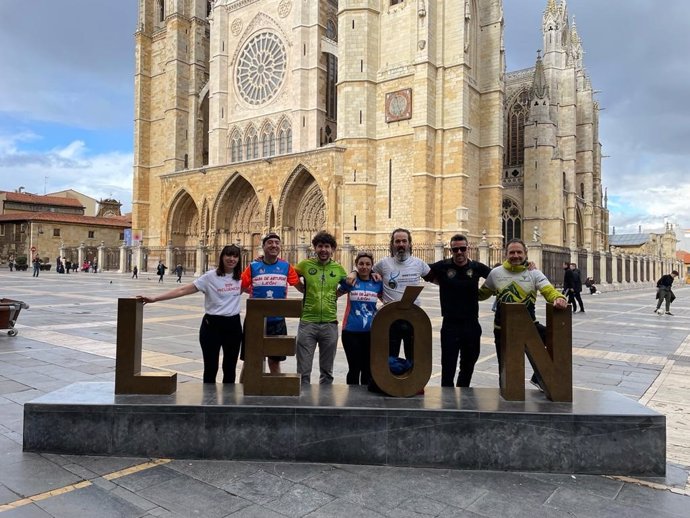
{"left": 278, "top": 0, "right": 292, "bottom": 18}
{"left": 231, "top": 18, "right": 242, "bottom": 36}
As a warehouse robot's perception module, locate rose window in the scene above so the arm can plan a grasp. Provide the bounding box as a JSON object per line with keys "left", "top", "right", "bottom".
{"left": 235, "top": 32, "right": 287, "bottom": 105}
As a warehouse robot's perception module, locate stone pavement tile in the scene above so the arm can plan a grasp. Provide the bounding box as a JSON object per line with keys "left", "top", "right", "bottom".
{"left": 114, "top": 465, "right": 182, "bottom": 493}
{"left": 225, "top": 503, "right": 286, "bottom": 517}
{"left": 135, "top": 473, "right": 250, "bottom": 517}
{"left": 466, "top": 490, "right": 563, "bottom": 518}
{"left": 55, "top": 454, "right": 149, "bottom": 477}
{"left": 2, "top": 389, "right": 43, "bottom": 405}
{"left": 615, "top": 482, "right": 689, "bottom": 516}
{"left": 0, "top": 503, "right": 53, "bottom": 517}
{"left": 167, "top": 459, "right": 261, "bottom": 487}
{"left": 4, "top": 370, "right": 59, "bottom": 388}
{"left": 109, "top": 486, "right": 159, "bottom": 513}
{"left": 28, "top": 364, "right": 94, "bottom": 382}
{"left": 222, "top": 469, "right": 296, "bottom": 504}
{"left": 246, "top": 461, "right": 335, "bottom": 483}
{"left": 523, "top": 472, "right": 624, "bottom": 499}
{"left": 0, "top": 482, "right": 20, "bottom": 506}
{"left": 34, "top": 483, "right": 148, "bottom": 518}
{"left": 262, "top": 484, "right": 335, "bottom": 516}
{"left": 0, "top": 381, "right": 31, "bottom": 395}
{"left": 302, "top": 464, "right": 372, "bottom": 499}
{"left": 306, "top": 497, "right": 387, "bottom": 517}
{"left": 544, "top": 486, "right": 683, "bottom": 518}
{"left": 0, "top": 455, "right": 82, "bottom": 497}
{"left": 383, "top": 495, "right": 459, "bottom": 517}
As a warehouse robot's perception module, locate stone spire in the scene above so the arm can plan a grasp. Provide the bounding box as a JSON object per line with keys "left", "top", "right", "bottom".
{"left": 531, "top": 51, "right": 549, "bottom": 100}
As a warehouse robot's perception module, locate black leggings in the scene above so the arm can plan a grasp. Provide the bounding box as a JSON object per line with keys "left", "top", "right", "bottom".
{"left": 342, "top": 330, "right": 372, "bottom": 385}
{"left": 199, "top": 314, "right": 242, "bottom": 383}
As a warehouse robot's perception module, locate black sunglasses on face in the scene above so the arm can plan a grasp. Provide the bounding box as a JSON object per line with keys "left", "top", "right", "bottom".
{"left": 451, "top": 246, "right": 468, "bottom": 253}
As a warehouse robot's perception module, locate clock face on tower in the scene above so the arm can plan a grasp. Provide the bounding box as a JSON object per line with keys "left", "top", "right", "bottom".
{"left": 385, "top": 88, "right": 412, "bottom": 122}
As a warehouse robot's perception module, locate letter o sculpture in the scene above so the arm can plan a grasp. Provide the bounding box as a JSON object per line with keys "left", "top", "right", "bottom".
{"left": 370, "top": 286, "right": 432, "bottom": 397}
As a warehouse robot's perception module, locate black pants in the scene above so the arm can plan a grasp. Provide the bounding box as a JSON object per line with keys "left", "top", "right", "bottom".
{"left": 199, "top": 314, "right": 242, "bottom": 383}
{"left": 493, "top": 322, "right": 546, "bottom": 388}
{"left": 570, "top": 291, "right": 584, "bottom": 312}
{"left": 342, "top": 330, "right": 372, "bottom": 385}
{"left": 441, "top": 318, "right": 482, "bottom": 387}
{"left": 389, "top": 319, "right": 413, "bottom": 360}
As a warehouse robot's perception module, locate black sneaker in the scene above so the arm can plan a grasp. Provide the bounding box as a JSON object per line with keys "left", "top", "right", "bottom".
{"left": 665, "top": 312, "right": 673, "bottom": 315}
{"left": 529, "top": 379, "right": 544, "bottom": 393}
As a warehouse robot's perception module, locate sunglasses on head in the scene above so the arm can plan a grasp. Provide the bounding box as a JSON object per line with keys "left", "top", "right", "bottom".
{"left": 451, "top": 246, "right": 468, "bottom": 253}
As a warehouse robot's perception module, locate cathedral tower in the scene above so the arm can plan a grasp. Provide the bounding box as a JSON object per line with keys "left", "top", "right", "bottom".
{"left": 337, "top": 0, "right": 505, "bottom": 243}
{"left": 133, "top": 0, "right": 211, "bottom": 243}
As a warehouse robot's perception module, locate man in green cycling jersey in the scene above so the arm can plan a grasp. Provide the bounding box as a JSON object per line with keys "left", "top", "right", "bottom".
{"left": 295, "top": 231, "right": 347, "bottom": 384}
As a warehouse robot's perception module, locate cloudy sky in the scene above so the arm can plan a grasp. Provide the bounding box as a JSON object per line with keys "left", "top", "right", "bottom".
{"left": 0, "top": 1, "right": 688, "bottom": 246}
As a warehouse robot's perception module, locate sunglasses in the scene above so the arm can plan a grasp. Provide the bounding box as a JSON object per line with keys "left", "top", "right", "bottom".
{"left": 451, "top": 246, "right": 468, "bottom": 253}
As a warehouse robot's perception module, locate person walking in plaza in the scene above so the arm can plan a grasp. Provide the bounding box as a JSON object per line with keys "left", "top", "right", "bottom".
{"left": 8, "top": 255, "right": 14, "bottom": 272}
{"left": 241, "top": 232, "right": 303, "bottom": 374}
{"left": 156, "top": 260, "right": 167, "bottom": 283}
{"left": 132, "top": 265, "right": 138, "bottom": 279}
{"left": 655, "top": 270, "right": 679, "bottom": 315}
{"left": 347, "top": 228, "right": 430, "bottom": 362}
{"left": 175, "top": 264, "right": 183, "bottom": 283}
{"left": 295, "top": 231, "right": 347, "bottom": 385}
{"left": 32, "top": 256, "right": 41, "bottom": 277}
{"left": 138, "top": 245, "right": 245, "bottom": 383}
{"left": 562, "top": 262, "right": 575, "bottom": 308}
{"left": 338, "top": 251, "right": 382, "bottom": 385}
{"left": 426, "top": 234, "right": 491, "bottom": 388}
{"left": 479, "top": 239, "right": 568, "bottom": 389}
{"left": 569, "top": 262, "right": 585, "bottom": 312}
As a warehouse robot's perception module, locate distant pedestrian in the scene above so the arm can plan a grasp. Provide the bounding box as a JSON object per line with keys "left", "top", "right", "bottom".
{"left": 175, "top": 264, "right": 183, "bottom": 283}
{"left": 156, "top": 261, "right": 167, "bottom": 282}
{"left": 655, "top": 271, "right": 679, "bottom": 315}
{"left": 92, "top": 261, "right": 98, "bottom": 274}
{"left": 8, "top": 255, "right": 14, "bottom": 272}
{"left": 32, "top": 256, "right": 41, "bottom": 277}
{"left": 132, "top": 265, "right": 139, "bottom": 279}
{"left": 563, "top": 262, "right": 584, "bottom": 313}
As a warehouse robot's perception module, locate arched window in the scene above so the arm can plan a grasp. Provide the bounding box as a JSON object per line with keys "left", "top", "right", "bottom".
{"left": 157, "top": 0, "right": 165, "bottom": 25}
{"left": 230, "top": 130, "right": 242, "bottom": 163}
{"left": 261, "top": 123, "right": 276, "bottom": 157}
{"left": 504, "top": 90, "right": 530, "bottom": 167}
{"left": 245, "top": 127, "right": 258, "bottom": 160}
{"left": 278, "top": 120, "right": 292, "bottom": 154}
{"left": 502, "top": 198, "right": 522, "bottom": 245}
{"left": 326, "top": 19, "right": 337, "bottom": 41}
{"left": 325, "top": 53, "right": 338, "bottom": 120}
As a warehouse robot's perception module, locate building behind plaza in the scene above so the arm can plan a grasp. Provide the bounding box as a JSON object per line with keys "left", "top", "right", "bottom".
{"left": 129, "top": 0, "right": 679, "bottom": 280}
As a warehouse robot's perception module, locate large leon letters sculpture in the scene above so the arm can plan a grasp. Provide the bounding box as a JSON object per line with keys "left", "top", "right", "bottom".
{"left": 115, "top": 295, "right": 572, "bottom": 401}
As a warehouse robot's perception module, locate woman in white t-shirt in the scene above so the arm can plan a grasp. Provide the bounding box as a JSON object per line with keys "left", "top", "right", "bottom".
{"left": 138, "top": 245, "right": 244, "bottom": 383}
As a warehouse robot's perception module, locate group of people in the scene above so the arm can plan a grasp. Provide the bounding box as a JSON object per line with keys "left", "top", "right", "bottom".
{"left": 138, "top": 228, "right": 576, "bottom": 390}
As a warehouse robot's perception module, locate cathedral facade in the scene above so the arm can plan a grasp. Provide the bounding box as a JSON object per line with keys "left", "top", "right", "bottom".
{"left": 132, "top": 0, "right": 607, "bottom": 263}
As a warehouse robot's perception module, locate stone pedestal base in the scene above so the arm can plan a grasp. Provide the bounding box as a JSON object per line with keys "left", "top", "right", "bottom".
{"left": 23, "top": 383, "right": 665, "bottom": 476}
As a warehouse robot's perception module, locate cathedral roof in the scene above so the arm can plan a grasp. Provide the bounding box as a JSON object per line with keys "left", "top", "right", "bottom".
{"left": 608, "top": 234, "right": 651, "bottom": 247}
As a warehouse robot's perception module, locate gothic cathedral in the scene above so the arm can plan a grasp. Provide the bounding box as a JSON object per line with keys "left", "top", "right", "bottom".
{"left": 132, "top": 0, "right": 608, "bottom": 256}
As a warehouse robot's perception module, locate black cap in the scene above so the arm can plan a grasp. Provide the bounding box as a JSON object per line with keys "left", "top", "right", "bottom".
{"left": 262, "top": 232, "right": 281, "bottom": 246}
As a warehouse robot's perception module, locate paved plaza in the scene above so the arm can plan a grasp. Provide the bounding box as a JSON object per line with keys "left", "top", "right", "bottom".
{"left": 0, "top": 269, "right": 689, "bottom": 517}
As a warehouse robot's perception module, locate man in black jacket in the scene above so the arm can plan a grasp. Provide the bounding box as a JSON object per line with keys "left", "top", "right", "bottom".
{"left": 569, "top": 263, "right": 585, "bottom": 313}
{"left": 655, "top": 271, "right": 679, "bottom": 315}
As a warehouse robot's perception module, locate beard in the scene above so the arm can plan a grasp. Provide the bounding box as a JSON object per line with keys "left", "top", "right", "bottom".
{"left": 395, "top": 248, "right": 410, "bottom": 261}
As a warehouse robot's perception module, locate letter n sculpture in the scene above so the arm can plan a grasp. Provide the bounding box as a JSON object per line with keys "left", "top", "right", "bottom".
{"left": 500, "top": 303, "right": 572, "bottom": 402}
